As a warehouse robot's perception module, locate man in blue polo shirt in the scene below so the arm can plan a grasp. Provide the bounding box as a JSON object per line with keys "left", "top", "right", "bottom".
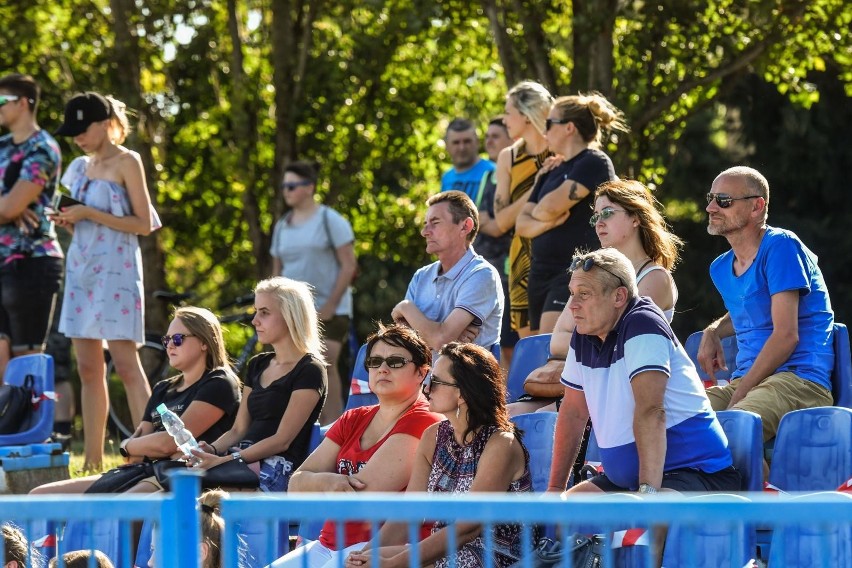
{"left": 698, "top": 166, "right": 834, "bottom": 443}
{"left": 392, "top": 190, "right": 503, "bottom": 355}
{"left": 548, "top": 248, "right": 738, "bottom": 497}
{"left": 440, "top": 118, "right": 495, "bottom": 201}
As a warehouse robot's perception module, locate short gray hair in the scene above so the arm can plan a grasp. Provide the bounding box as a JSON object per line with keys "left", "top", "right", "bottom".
{"left": 570, "top": 247, "right": 638, "bottom": 299}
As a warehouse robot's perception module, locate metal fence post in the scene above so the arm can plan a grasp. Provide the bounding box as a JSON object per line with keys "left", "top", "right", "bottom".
{"left": 160, "top": 469, "right": 203, "bottom": 568}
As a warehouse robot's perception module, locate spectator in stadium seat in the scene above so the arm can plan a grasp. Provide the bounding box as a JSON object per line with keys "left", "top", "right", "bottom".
{"left": 345, "top": 342, "right": 532, "bottom": 568}
{"left": 699, "top": 166, "right": 834, "bottom": 445}
{"left": 392, "top": 191, "right": 503, "bottom": 356}
{"left": 549, "top": 248, "right": 738, "bottom": 565}
{"left": 269, "top": 324, "right": 441, "bottom": 568}
{"left": 511, "top": 179, "right": 683, "bottom": 415}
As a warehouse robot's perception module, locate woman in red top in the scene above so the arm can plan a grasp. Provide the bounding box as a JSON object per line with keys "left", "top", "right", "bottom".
{"left": 271, "top": 323, "right": 442, "bottom": 568}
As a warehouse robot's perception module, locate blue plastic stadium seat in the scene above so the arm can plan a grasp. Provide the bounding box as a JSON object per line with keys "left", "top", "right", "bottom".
{"left": 663, "top": 494, "right": 756, "bottom": 568}
{"left": 684, "top": 331, "right": 738, "bottom": 385}
{"left": 715, "top": 410, "right": 763, "bottom": 492}
{"left": 61, "top": 519, "right": 123, "bottom": 567}
{"left": 0, "top": 354, "right": 55, "bottom": 446}
{"left": 768, "top": 492, "right": 852, "bottom": 568}
{"left": 768, "top": 406, "right": 852, "bottom": 491}
{"left": 510, "top": 412, "right": 557, "bottom": 492}
{"left": 505, "top": 334, "right": 552, "bottom": 404}
{"left": 831, "top": 323, "right": 852, "bottom": 408}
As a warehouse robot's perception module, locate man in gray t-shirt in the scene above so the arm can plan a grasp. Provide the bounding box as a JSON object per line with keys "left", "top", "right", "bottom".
{"left": 393, "top": 191, "right": 503, "bottom": 357}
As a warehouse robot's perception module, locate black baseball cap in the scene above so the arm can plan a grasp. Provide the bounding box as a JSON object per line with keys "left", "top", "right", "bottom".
{"left": 55, "top": 92, "right": 111, "bottom": 137}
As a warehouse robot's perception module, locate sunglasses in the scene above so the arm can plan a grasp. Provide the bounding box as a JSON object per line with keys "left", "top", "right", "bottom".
{"left": 280, "top": 180, "right": 313, "bottom": 191}
{"left": 545, "top": 117, "right": 571, "bottom": 131}
{"left": 422, "top": 376, "right": 459, "bottom": 393}
{"left": 364, "top": 355, "right": 412, "bottom": 369}
{"left": 161, "top": 333, "right": 196, "bottom": 348}
{"left": 0, "top": 95, "right": 23, "bottom": 107}
{"left": 705, "top": 193, "right": 762, "bottom": 209}
{"left": 589, "top": 207, "right": 625, "bottom": 226}
{"left": 569, "top": 256, "right": 626, "bottom": 288}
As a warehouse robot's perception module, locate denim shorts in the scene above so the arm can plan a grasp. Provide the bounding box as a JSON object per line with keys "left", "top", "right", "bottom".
{"left": 0, "top": 256, "right": 63, "bottom": 351}
{"left": 258, "top": 455, "right": 294, "bottom": 493}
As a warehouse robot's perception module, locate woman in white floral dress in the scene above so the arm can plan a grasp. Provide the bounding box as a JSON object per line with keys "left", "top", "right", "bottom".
{"left": 53, "top": 92, "right": 160, "bottom": 470}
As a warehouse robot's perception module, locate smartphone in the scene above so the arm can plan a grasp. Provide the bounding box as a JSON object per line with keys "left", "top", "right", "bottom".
{"left": 53, "top": 193, "right": 84, "bottom": 210}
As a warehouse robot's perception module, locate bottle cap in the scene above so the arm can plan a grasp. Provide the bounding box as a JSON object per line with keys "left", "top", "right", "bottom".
{"left": 156, "top": 403, "right": 167, "bottom": 414}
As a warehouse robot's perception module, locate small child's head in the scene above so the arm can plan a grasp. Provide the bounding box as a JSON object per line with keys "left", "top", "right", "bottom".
{"left": 2, "top": 524, "right": 31, "bottom": 567}
{"left": 199, "top": 489, "right": 227, "bottom": 568}
{"left": 48, "top": 550, "right": 115, "bottom": 568}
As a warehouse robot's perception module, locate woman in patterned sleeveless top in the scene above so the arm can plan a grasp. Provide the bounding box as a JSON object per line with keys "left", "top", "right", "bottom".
{"left": 492, "top": 81, "right": 554, "bottom": 342}
{"left": 346, "top": 342, "right": 533, "bottom": 568}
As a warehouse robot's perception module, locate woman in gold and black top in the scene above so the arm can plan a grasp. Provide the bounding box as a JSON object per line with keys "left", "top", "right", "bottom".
{"left": 493, "top": 81, "right": 554, "bottom": 340}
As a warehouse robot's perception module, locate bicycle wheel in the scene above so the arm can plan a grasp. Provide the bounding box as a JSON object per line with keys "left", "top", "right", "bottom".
{"left": 106, "top": 334, "right": 171, "bottom": 438}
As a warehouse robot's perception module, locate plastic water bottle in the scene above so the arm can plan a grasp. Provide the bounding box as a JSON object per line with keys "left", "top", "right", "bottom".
{"left": 156, "top": 403, "right": 200, "bottom": 458}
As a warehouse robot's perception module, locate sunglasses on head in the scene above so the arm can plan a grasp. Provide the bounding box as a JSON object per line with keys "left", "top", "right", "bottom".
{"left": 545, "top": 117, "right": 571, "bottom": 131}
{"left": 364, "top": 355, "right": 412, "bottom": 369}
{"left": 280, "top": 180, "right": 313, "bottom": 191}
{"left": 589, "top": 207, "right": 625, "bottom": 226}
{"left": 569, "top": 256, "right": 626, "bottom": 288}
{"left": 705, "top": 193, "right": 762, "bottom": 209}
{"left": 161, "top": 333, "right": 196, "bottom": 348}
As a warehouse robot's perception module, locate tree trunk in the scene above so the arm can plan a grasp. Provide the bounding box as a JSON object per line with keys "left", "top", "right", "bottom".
{"left": 109, "top": 0, "right": 169, "bottom": 333}
{"left": 227, "top": 0, "right": 267, "bottom": 278}
{"left": 570, "top": 0, "right": 617, "bottom": 96}
{"left": 481, "top": 0, "right": 522, "bottom": 88}
{"left": 512, "top": 0, "right": 560, "bottom": 93}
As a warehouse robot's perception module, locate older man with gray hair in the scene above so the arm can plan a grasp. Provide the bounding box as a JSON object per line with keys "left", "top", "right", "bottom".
{"left": 548, "top": 248, "right": 739, "bottom": 498}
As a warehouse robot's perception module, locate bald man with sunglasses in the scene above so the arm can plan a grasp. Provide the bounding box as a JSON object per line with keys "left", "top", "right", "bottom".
{"left": 699, "top": 166, "right": 834, "bottom": 453}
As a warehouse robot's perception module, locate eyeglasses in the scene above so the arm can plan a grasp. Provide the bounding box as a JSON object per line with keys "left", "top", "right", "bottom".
{"left": 280, "top": 180, "right": 313, "bottom": 191}
{"left": 422, "top": 376, "right": 459, "bottom": 393}
{"left": 545, "top": 118, "right": 571, "bottom": 131}
{"left": 589, "top": 207, "right": 625, "bottom": 226}
{"left": 364, "top": 356, "right": 413, "bottom": 369}
{"left": 161, "top": 333, "right": 196, "bottom": 348}
{"left": 569, "top": 256, "right": 626, "bottom": 288}
{"left": 0, "top": 95, "right": 22, "bottom": 107}
{"left": 705, "top": 193, "right": 762, "bottom": 209}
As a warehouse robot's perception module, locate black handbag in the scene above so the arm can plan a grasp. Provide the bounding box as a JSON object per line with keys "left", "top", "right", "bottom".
{"left": 510, "top": 536, "right": 605, "bottom": 568}
{"left": 85, "top": 461, "right": 155, "bottom": 494}
{"left": 155, "top": 458, "right": 259, "bottom": 491}
{"left": 0, "top": 375, "right": 35, "bottom": 434}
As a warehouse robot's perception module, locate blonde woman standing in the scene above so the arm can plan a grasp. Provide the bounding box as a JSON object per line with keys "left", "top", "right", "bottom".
{"left": 493, "top": 81, "right": 554, "bottom": 339}
{"left": 53, "top": 92, "right": 161, "bottom": 470}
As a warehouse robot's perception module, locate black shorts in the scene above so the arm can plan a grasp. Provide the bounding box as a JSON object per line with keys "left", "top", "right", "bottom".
{"left": 589, "top": 465, "right": 742, "bottom": 493}
{"left": 0, "top": 256, "right": 63, "bottom": 352}
{"left": 527, "top": 269, "right": 569, "bottom": 332}
{"left": 499, "top": 277, "right": 519, "bottom": 348}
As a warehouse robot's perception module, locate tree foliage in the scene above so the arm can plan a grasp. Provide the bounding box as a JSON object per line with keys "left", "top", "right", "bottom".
{"left": 1, "top": 0, "right": 849, "bottom": 343}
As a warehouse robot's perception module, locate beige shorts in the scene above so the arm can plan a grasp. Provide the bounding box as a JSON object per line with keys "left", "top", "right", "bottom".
{"left": 706, "top": 371, "right": 833, "bottom": 441}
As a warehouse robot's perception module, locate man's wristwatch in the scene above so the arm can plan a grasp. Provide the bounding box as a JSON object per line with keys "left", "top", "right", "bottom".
{"left": 231, "top": 451, "right": 243, "bottom": 461}
{"left": 638, "top": 483, "right": 658, "bottom": 494}
{"left": 119, "top": 439, "right": 130, "bottom": 458}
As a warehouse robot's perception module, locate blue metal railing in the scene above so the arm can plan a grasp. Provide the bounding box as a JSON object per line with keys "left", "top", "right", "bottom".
{"left": 3, "top": 473, "right": 852, "bottom": 568}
